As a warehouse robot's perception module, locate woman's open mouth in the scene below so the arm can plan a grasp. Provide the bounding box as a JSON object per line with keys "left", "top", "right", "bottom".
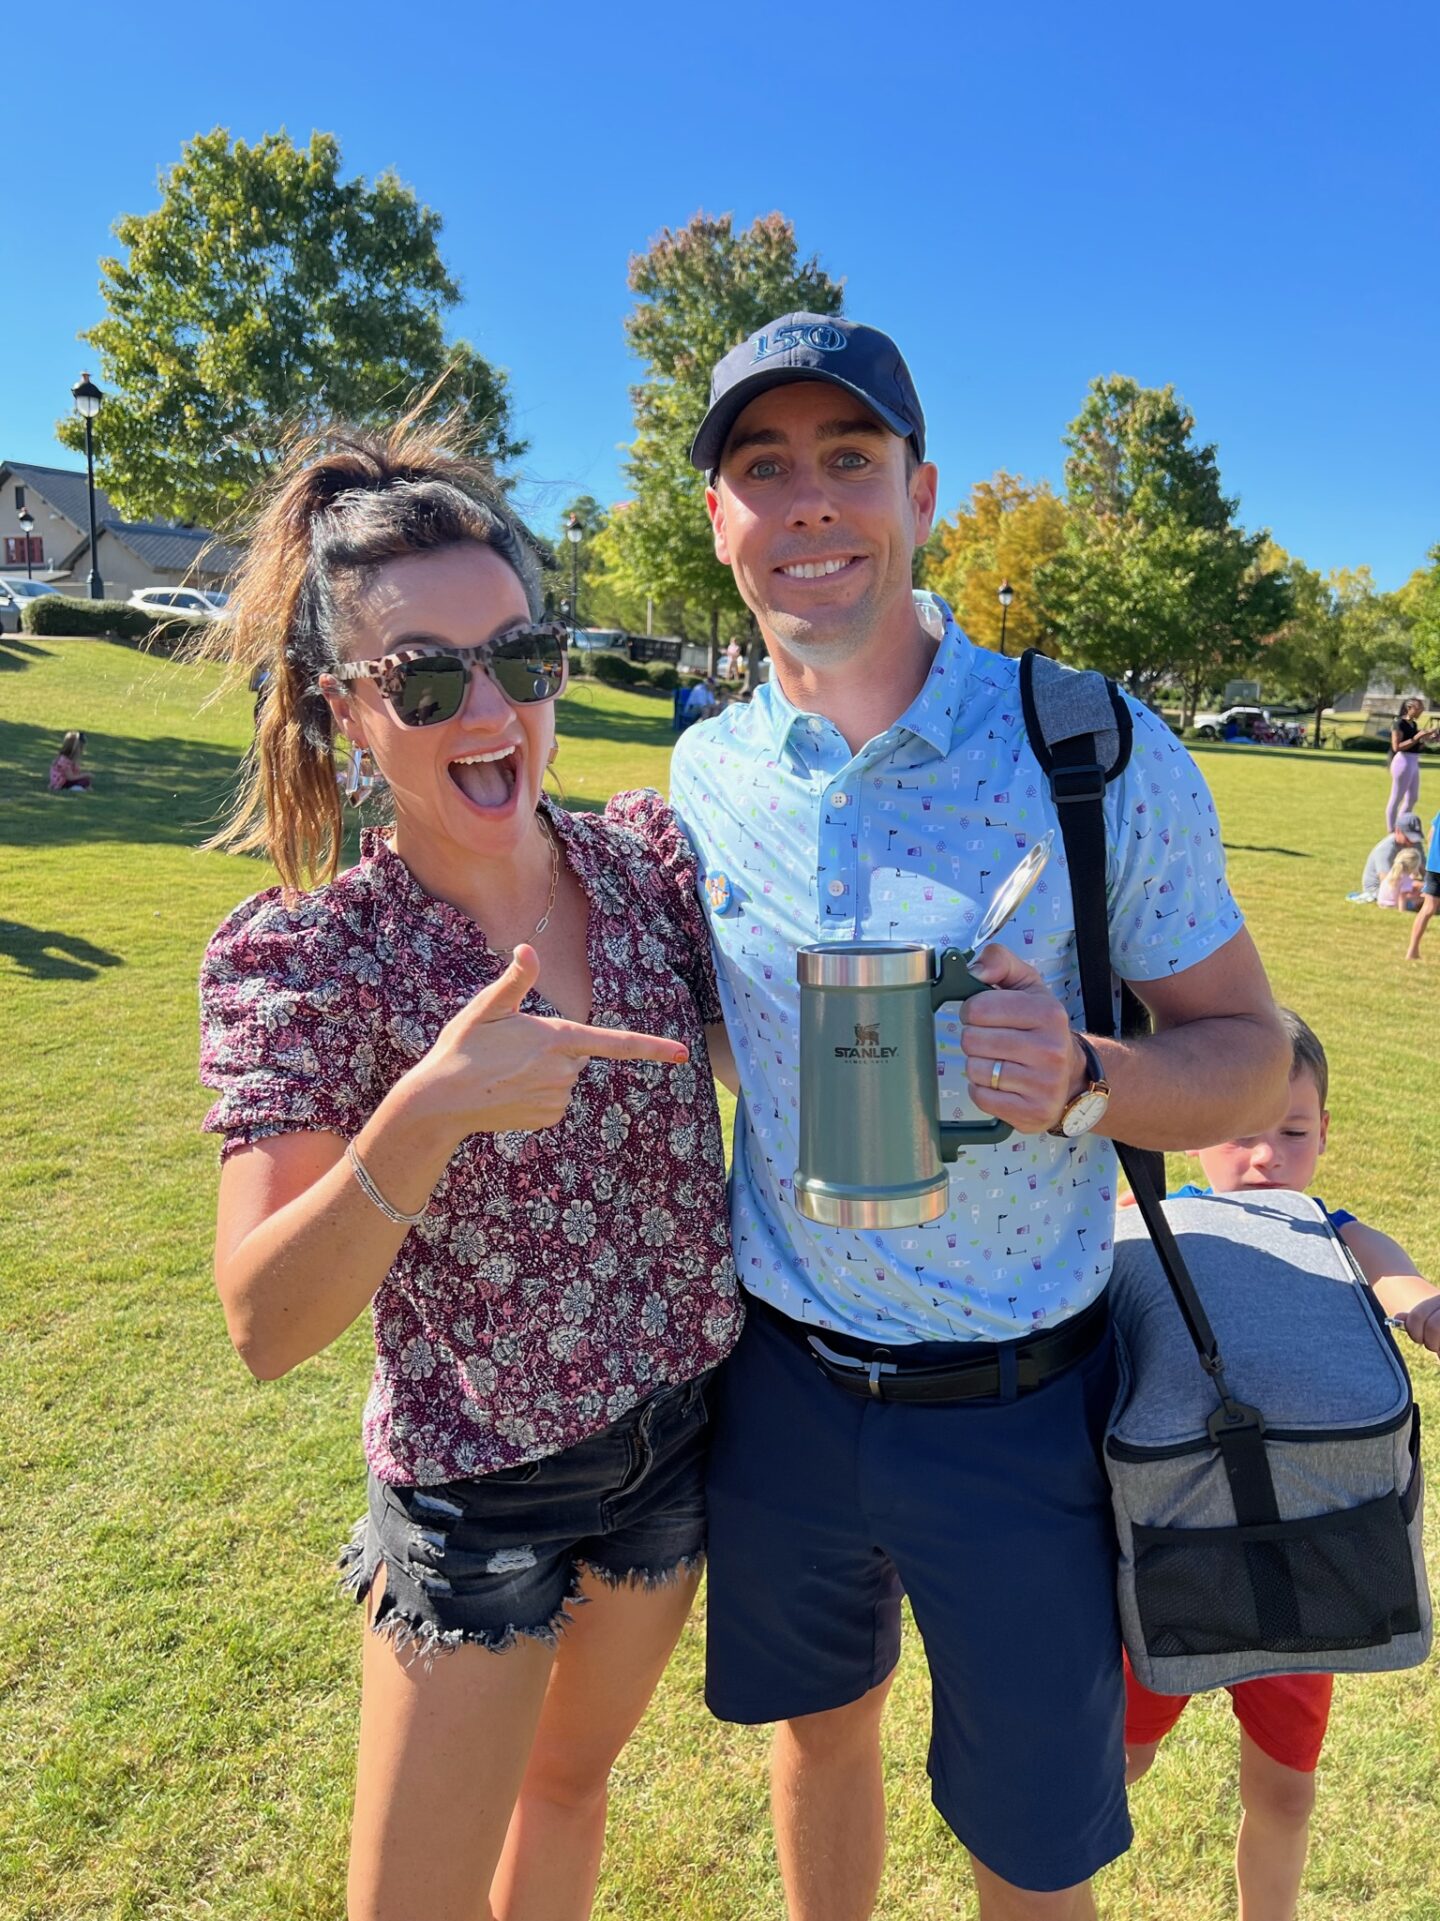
{"left": 449, "top": 745, "right": 520, "bottom": 810}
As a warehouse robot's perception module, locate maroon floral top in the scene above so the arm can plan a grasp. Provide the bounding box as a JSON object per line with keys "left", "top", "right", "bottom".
{"left": 199, "top": 791, "right": 742, "bottom": 1485}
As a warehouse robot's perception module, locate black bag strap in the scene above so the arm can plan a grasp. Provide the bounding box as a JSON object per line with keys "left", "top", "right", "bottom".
{"left": 1018, "top": 651, "right": 1279, "bottom": 1527}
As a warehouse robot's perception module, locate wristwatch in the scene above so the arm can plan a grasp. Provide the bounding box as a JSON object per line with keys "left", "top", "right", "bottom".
{"left": 1049, "top": 1034, "right": 1111, "bottom": 1139}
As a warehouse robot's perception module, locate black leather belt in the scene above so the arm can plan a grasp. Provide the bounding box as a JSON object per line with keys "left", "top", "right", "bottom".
{"left": 749, "top": 1289, "right": 1109, "bottom": 1403}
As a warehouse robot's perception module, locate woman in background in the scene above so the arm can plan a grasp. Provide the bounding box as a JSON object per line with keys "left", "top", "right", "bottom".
{"left": 1386, "top": 697, "right": 1438, "bottom": 831}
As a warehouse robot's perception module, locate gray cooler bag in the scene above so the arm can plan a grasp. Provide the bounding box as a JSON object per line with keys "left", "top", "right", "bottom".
{"left": 1107, "top": 1187, "right": 1431, "bottom": 1694}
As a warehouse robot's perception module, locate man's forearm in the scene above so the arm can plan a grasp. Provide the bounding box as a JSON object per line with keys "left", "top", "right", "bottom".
{"left": 1088, "top": 1006, "right": 1290, "bottom": 1152}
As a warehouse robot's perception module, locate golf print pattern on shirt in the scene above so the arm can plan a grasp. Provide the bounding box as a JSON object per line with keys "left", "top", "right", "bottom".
{"left": 669, "top": 594, "right": 1243, "bottom": 1345}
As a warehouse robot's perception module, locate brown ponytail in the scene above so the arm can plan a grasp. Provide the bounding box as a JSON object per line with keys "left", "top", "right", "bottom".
{"left": 194, "top": 412, "right": 545, "bottom": 893}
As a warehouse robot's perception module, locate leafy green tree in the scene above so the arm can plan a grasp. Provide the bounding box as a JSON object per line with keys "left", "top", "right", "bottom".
{"left": 1038, "top": 376, "right": 1290, "bottom": 714}
{"left": 921, "top": 473, "right": 1069, "bottom": 654}
{"left": 58, "top": 129, "right": 523, "bottom": 527}
{"left": 607, "top": 212, "right": 845, "bottom": 674}
{"left": 1403, "top": 543, "right": 1440, "bottom": 696}
{"left": 1265, "top": 559, "right": 1411, "bottom": 746}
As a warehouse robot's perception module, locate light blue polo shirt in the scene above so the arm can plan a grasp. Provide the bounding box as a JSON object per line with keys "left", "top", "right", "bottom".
{"left": 669, "top": 595, "right": 1244, "bottom": 1345}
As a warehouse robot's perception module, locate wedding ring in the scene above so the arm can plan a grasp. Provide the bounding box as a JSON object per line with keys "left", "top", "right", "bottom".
{"left": 990, "top": 1059, "right": 1005, "bottom": 1092}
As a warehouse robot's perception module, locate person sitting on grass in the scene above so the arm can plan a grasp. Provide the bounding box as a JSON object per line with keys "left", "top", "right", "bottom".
{"left": 48, "top": 730, "right": 92, "bottom": 792}
{"left": 1123, "top": 1006, "right": 1440, "bottom": 1921}
{"left": 683, "top": 676, "right": 721, "bottom": 725}
{"left": 1353, "top": 810, "right": 1423, "bottom": 900}
{"left": 1377, "top": 844, "right": 1425, "bottom": 910}
{"left": 1405, "top": 810, "right": 1440, "bottom": 961}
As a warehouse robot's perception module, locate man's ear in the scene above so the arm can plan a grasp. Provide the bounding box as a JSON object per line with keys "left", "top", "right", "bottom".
{"left": 705, "top": 483, "right": 731, "bottom": 566}
{"left": 909, "top": 459, "right": 940, "bottom": 549}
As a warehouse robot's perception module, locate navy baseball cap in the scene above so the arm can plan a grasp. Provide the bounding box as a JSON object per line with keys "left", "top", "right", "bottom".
{"left": 689, "top": 313, "right": 926, "bottom": 476}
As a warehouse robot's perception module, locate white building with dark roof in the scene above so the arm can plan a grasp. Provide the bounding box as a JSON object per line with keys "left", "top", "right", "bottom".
{"left": 0, "top": 460, "right": 242, "bottom": 596}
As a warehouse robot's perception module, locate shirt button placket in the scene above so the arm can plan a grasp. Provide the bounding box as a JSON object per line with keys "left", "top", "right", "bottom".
{"left": 820, "top": 767, "right": 860, "bottom": 933}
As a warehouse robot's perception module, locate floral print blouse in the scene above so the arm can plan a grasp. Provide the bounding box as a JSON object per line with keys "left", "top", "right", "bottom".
{"left": 199, "top": 791, "right": 741, "bottom": 1485}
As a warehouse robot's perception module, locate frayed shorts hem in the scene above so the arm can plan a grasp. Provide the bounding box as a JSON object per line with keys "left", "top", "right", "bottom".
{"left": 338, "top": 1524, "right": 706, "bottom": 1665}
{"left": 337, "top": 1372, "right": 713, "bottom": 1663}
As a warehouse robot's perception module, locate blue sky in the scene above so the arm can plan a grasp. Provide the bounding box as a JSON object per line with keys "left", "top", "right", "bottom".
{"left": 4, "top": 0, "right": 1435, "bottom": 586}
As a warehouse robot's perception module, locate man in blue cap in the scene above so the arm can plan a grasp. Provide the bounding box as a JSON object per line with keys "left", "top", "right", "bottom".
{"left": 671, "top": 313, "right": 1290, "bottom": 1919}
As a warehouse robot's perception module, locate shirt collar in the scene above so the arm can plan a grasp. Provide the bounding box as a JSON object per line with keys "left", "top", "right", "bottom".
{"left": 758, "top": 592, "right": 971, "bottom": 764}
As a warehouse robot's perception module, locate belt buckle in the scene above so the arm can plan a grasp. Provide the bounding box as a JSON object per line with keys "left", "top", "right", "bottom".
{"left": 807, "top": 1336, "right": 898, "bottom": 1399}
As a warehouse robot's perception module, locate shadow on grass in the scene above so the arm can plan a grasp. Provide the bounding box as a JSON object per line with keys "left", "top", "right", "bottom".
{"left": 557, "top": 686, "right": 678, "bottom": 750}
{"left": 0, "top": 636, "right": 53, "bottom": 673}
{"left": 0, "top": 920, "right": 125, "bottom": 980}
{"left": 0, "top": 717, "right": 247, "bottom": 851}
{"left": 1189, "top": 742, "right": 1408, "bottom": 774}
{"left": 1223, "top": 843, "right": 1312, "bottom": 858}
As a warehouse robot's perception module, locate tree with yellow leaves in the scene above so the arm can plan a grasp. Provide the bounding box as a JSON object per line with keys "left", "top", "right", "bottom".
{"left": 921, "top": 473, "right": 1069, "bottom": 654}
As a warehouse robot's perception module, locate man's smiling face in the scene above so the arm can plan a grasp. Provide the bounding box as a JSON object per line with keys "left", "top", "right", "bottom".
{"left": 705, "top": 381, "right": 938, "bottom": 669}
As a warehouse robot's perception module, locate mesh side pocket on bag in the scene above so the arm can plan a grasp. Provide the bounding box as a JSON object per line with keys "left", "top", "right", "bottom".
{"left": 1132, "top": 1491, "right": 1421, "bottom": 1659}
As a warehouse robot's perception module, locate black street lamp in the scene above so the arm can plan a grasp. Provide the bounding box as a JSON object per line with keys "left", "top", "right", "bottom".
{"left": 997, "top": 578, "right": 1014, "bottom": 656}
{"left": 565, "top": 513, "right": 582, "bottom": 641}
{"left": 16, "top": 504, "right": 35, "bottom": 580}
{"left": 71, "top": 373, "right": 105, "bottom": 599}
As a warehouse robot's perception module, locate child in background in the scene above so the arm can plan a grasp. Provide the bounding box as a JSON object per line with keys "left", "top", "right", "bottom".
{"left": 1377, "top": 844, "right": 1424, "bottom": 910}
{"left": 48, "top": 730, "right": 92, "bottom": 792}
{"left": 1124, "top": 1007, "right": 1440, "bottom": 1921}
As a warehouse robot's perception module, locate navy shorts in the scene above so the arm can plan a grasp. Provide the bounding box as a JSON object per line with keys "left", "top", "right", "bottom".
{"left": 704, "top": 1302, "right": 1131, "bottom": 1894}
{"left": 1424, "top": 869, "right": 1440, "bottom": 899}
{"left": 341, "top": 1373, "right": 711, "bottom": 1659}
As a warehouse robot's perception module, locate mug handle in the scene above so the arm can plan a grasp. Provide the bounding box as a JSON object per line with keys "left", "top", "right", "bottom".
{"left": 931, "top": 949, "right": 1013, "bottom": 1152}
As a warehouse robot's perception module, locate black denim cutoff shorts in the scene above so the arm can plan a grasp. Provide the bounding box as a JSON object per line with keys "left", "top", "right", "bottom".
{"left": 339, "top": 1372, "right": 712, "bottom": 1659}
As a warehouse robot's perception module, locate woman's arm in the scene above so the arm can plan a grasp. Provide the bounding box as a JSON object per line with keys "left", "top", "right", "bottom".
{"left": 1339, "top": 1219, "right": 1440, "bottom": 1356}
{"left": 1391, "top": 724, "right": 1437, "bottom": 752}
{"left": 215, "top": 947, "right": 688, "bottom": 1379}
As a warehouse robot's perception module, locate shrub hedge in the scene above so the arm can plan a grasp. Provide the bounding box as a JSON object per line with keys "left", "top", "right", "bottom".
{"left": 590, "top": 651, "right": 649, "bottom": 688}
{"left": 21, "top": 594, "right": 206, "bottom": 651}
{"left": 1340, "top": 734, "right": 1393, "bottom": 752}
{"left": 646, "top": 663, "right": 680, "bottom": 691}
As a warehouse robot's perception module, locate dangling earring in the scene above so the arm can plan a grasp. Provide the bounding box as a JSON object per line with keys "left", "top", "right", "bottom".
{"left": 340, "top": 744, "right": 380, "bottom": 807}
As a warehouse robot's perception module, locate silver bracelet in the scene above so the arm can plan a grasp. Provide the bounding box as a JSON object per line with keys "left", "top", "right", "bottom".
{"left": 346, "top": 1138, "right": 428, "bottom": 1227}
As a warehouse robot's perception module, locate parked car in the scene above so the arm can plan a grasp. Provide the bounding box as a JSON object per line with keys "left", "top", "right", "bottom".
{"left": 1192, "top": 704, "right": 1305, "bottom": 745}
{"left": 198, "top": 590, "right": 230, "bottom": 612}
{"left": 572, "top": 627, "right": 628, "bottom": 653}
{"left": 128, "top": 587, "right": 219, "bottom": 620}
{"left": 0, "top": 576, "right": 61, "bottom": 632}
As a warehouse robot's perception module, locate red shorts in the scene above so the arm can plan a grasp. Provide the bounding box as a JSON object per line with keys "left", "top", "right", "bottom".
{"left": 1123, "top": 1652, "right": 1334, "bottom": 1773}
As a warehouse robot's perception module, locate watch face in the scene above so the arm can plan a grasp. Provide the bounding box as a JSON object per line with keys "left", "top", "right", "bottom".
{"left": 1062, "top": 1090, "right": 1110, "bottom": 1138}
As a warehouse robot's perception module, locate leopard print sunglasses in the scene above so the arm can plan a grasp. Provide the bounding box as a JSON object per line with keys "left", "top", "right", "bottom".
{"left": 332, "top": 623, "right": 568, "bottom": 725}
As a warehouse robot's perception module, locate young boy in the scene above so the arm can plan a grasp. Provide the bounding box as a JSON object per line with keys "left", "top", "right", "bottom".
{"left": 1123, "top": 1006, "right": 1440, "bottom": 1921}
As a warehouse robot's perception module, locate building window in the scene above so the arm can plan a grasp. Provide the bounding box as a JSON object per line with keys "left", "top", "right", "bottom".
{"left": 4, "top": 536, "right": 44, "bottom": 566}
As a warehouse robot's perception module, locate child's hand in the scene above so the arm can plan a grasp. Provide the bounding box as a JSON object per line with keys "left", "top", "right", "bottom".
{"left": 1393, "top": 1295, "right": 1440, "bottom": 1359}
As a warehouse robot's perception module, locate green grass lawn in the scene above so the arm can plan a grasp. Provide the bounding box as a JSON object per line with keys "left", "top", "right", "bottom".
{"left": 2, "top": 634, "right": 1437, "bottom": 1920}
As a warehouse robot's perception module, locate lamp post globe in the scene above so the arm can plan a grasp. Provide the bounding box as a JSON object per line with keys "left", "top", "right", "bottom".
{"left": 565, "top": 513, "right": 582, "bottom": 644}
{"left": 16, "top": 504, "right": 35, "bottom": 580}
{"left": 71, "top": 372, "right": 105, "bottom": 600}
{"left": 997, "top": 578, "right": 1015, "bottom": 656}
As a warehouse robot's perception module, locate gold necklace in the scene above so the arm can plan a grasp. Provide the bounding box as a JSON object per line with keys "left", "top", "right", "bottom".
{"left": 529, "top": 811, "right": 560, "bottom": 939}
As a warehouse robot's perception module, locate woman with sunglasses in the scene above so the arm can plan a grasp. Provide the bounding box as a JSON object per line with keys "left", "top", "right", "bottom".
{"left": 196, "top": 419, "right": 741, "bottom": 1921}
